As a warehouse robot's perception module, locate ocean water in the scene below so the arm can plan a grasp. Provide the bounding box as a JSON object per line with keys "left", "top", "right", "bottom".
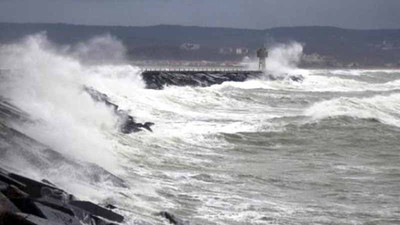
{"left": 0, "top": 34, "right": 399, "bottom": 225}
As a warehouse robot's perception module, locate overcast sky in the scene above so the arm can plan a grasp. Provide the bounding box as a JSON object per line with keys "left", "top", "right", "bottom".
{"left": 0, "top": 0, "right": 399, "bottom": 29}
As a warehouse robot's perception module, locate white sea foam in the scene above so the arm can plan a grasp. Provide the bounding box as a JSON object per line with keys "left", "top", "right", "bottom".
{"left": 1, "top": 34, "right": 399, "bottom": 225}
{"left": 305, "top": 93, "right": 400, "bottom": 127}
{"left": 215, "top": 72, "right": 400, "bottom": 93}
{"left": 265, "top": 42, "right": 305, "bottom": 76}
{"left": 0, "top": 33, "right": 143, "bottom": 171}
{"left": 239, "top": 43, "right": 400, "bottom": 93}
{"left": 310, "top": 69, "right": 400, "bottom": 76}
{"left": 243, "top": 42, "right": 308, "bottom": 77}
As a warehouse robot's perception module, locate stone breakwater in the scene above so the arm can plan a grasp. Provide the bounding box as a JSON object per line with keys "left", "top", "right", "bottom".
{"left": 83, "top": 86, "right": 154, "bottom": 133}
{"left": 0, "top": 167, "right": 124, "bottom": 225}
{"left": 0, "top": 98, "right": 187, "bottom": 225}
{"left": 141, "top": 71, "right": 263, "bottom": 89}
{"left": 0, "top": 70, "right": 304, "bottom": 225}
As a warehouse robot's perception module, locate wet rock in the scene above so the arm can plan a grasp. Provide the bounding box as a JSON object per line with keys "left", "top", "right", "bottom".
{"left": 0, "top": 171, "right": 26, "bottom": 190}
{"left": 69, "top": 201, "right": 124, "bottom": 223}
{"left": 34, "top": 202, "right": 81, "bottom": 225}
{"left": 0, "top": 211, "right": 37, "bottom": 225}
{"left": 4, "top": 186, "right": 47, "bottom": 219}
{"left": 265, "top": 73, "right": 304, "bottom": 82}
{"left": 260, "top": 216, "right": 274, "bottom": 221}
{"left": 0, "top": 191, "right": 20, "bottom": 213}
{"left": 41, "top": 179, "right": 55, "bottom": 186}
{"left": 142, "top": 71, "right": 262, "bottom": 89}
{"left": 158, "top": 211, "right": 188, "bottom": 225}
{"left": 105, "top": 204, "right": 117, "bottom": 210}
{"left": 0, "top": 167, "right": 124, "bottom": 225}
{"left": 289, "top": 74, "right": 304, "bottom": 82}
{"left": 365, "top": 118, "right": 380, "bottom": 123}
{"left": 141, "top": 71, "right": 305, "bottom": 89}
{"left": 8, "top": 173, "right": 63, "bottom": 199}
{"left": 83, "top": 86, "right": 155, "bottom": 134}
{"left": 120, "top": 115, "right": 154, "bottom": 134}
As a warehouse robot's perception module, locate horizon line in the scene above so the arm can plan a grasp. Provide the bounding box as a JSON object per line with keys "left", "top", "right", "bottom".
{"left": 1, "top": 21, "right": 400, "bottom": 31}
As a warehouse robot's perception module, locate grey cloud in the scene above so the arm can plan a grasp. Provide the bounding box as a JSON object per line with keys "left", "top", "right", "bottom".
{"left": 0, "top": 0, "right": 399, "bottom": 29}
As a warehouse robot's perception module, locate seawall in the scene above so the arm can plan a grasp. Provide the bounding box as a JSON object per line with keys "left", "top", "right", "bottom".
{"left": 141, "top": 70, "right": 263, "bottom": 89}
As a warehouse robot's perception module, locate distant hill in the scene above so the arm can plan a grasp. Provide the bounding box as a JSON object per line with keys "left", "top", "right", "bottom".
{"left": 1, "top": 22, "right": 400, "bottom": 67}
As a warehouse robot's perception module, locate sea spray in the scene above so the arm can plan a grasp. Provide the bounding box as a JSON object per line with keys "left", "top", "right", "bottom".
{"left": 0, "top": 34, "right": 399, "bottom": 225}
{"left": 265, "top": 42, "right": 304, "bottom": 75}
{"left": 0, "top": 33, "right": 143, "bottom": 171}
{"left": 242, "top": 42, "right": 308, "bottom": 77}
{"left": 69, "top": 33, "right": 128, "bottom": 65}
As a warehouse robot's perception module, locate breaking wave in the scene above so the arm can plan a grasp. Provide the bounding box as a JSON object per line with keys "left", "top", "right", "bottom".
{"left": 1, "top": 33, "right": 399, "bottom": 225}
{"left": 305, "top": 93, "right": 400, "bottom": 128}
{"left": 0, "top": 33, "right": 143, "bottom": 171}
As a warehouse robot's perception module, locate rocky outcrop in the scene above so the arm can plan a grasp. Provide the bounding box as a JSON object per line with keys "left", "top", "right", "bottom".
{"left": 0, "top": 167, "right": 124, "bottom": 225}
{"left": 142, "top": 71, "right": 263, "bottom": 89}
{"left": 0, "top": 96, "right": 128, "bottom": 225}
{"left": 0, "top": 99, "right": 128, "bottom": 189}
{"left": 83, "top": 86, "right": 154, "bottom": 134}
{"left": 264, "top": 73, "right": 304, "bottom": 82}
{"left": 120, "top": 116, "right": 154, "bottom": 133}
{"left": 158, "top": 211, "right": 188, "bottom": 225}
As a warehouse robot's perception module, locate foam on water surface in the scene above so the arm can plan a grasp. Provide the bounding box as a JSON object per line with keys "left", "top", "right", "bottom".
{"left": 1, "top": 34, "right": 400, "bottom": 224}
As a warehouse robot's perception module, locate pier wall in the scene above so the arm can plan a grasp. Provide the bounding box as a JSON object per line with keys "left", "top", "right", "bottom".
{"left": 141, "top": 70, "right": 263, "bottom": 89}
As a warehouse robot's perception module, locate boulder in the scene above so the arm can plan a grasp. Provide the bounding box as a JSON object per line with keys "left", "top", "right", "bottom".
{"left": 158, "top": 211, "right": 188, "bottom": 225}
{"left": 69, "top": 201, "right": 124, "bottom": 223}
{"left": 83, "top": 86, "right": 155, "bottom": 134}
{"left": 0, "top": 191, "right": 20, "bottom": 213}
{"left": 0, "top": 211, "right": 38, "bottom": 225}
{"left": 0, "top": 167, "right": 124, "bottom": 225}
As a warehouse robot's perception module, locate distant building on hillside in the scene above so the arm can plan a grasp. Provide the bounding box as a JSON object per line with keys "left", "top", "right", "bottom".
{"left": 235, "top": 48, "right": 249, "bottom": 55}
{"left": 180, "top": 43, "right": 201, "bottom": 51}
{"left": 219, "top": 47, "right": 234, "bottom": 54}
{"left": 219, "top": 47, "right": 249, "bottom": 55}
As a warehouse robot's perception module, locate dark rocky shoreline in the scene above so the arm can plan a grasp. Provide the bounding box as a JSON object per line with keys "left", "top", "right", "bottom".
{"left": 0, "top": 72, "right": 302, "bottom": 224}
{"left": 0, "top": 167, "right": 124, "bottom": 225}
{"left": 0, "top": 98, "right": 188, "bottom": 225}
{"left": 83, "top": 86, "right": 154, "bottom": 134}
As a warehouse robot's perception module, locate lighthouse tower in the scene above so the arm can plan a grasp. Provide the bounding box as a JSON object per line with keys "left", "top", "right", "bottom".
{"left": 257, "top": 47, "right": 268, "bottom": 71}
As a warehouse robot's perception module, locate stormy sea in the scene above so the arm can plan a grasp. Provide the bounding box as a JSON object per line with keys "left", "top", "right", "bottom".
{"left": 0, "top": 34, "right": 399, "bottom": 225}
